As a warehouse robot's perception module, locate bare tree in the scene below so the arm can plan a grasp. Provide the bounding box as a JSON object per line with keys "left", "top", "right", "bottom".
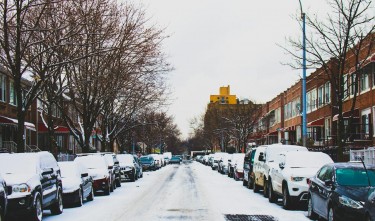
{"left": 285, "top": 0, "right": 374, "bottom": 161}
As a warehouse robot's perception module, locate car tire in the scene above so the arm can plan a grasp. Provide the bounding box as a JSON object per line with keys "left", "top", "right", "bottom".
{"left": 268, "top": 180, "right": 277, "bottom": 203}
{"left": 263, "top": 179, "right": 268, "bottom": 198}
{"left": 307, "top": 197, "right": 318, "bottom": 219}
{"left": 248, "top": 178, "right": 253, "bottom": 189}
{"left": 234, "top": 172, "right": 238, "bottom": 181}
{"left": 243, "top": 179, "right": 247, "bottom": 186}
{"left": 30, "top": 193, "right": 43, "bottom": 221}
{"left": 104, "top": 182, "right": 111, "bottom": 196}
{"left": 253, "top": 180, "right": 259, "bottom": 193}
{"left": 116, "top": 179, "right": 121, "bottom": 187}
{"left": 74, "top": 188, "right": 83, "bottom": 207}
{"left": 50, "top": 189, "right": 63, "bottom": 215}
{"left": 328, "top": 206, "right": 337, "bottom": 221}
{"left": 87, "top": 187, "right": 94, "bottom": 201}
{"left": 110, "top": 180, "right": 114, "bottom": 192}
{"left": 282, "top": 185, "right": 292, "bottom": 210}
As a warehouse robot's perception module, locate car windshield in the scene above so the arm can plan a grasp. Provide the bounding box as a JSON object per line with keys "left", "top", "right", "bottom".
{"left": 58, "top": 163, "right": 79, "bottom": 178}
{"left": 140, "top": 156, "right": 153, "bottom": 163}
{"left": 75, "top": 156, "right": 106, "bottom": 169}
{"left": 0, "top": 154, "right": 37, "bottom": 175}
{"left": 336, "top": 168, "right": 375, "bottom": 187}
{"left": 117, "top": 155, "right": 134, "bottom": 164}
{"left": 286, "top": 154, "right": 332, "bottom": 168}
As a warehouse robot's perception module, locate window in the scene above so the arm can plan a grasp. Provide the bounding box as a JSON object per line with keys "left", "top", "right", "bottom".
{"left": 361, "top": 108, "right": 371, "bottom": 139}
{"left": 360, "top": 70, "right": 369, "bottom": 92}
{"left": 275, "top": 108, "right": 281, "bottom": 124}
{"left": 343, "top": 74, "right": 349, "bottom": 99}
{"left": 350, "top": 73, "right": 358, "bottom": 96}
{"left": 325, "top": 82, "right": 331, "bottom": 104}
{"left": 0, "top": 74, "right": 5, "bottom": 102}
{"left": 325, "top": 118, "right": 331, "bottom": 139}
{"left": 318, "top": 86, "right": 324, "bottom": 107}
{"left": 307, "top": 89, "right": 317, "bottom": 113}
{"left": 9, "top": 80, "right": 17, "bottom": 105}
{"left": 373, "top": 106, "right": 375, "bottom": 137}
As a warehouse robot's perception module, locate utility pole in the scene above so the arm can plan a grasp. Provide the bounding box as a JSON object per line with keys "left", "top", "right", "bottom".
{"left": 299, "top": 0, "right": 307, "bottom": 147}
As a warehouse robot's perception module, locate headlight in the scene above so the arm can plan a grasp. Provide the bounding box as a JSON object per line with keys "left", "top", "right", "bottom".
{"left": 291, "top": 177, "right": 304, "bottom": 182}
{"left": 339, "top": 195, "right": 364, "bottom": 209}
{"left": 13, "top": 184, "right": 30, "bottom": 193}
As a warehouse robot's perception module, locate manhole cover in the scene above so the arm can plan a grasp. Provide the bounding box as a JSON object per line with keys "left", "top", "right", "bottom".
{"left": 224, "top": 214, "right": 278, "bottom": 221}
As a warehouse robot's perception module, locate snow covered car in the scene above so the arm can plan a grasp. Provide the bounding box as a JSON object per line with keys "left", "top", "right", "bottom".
{"left": 211, "top": 152, "right": 227, "bottom": 170}
{"left": 0, "top": 173, "right": 7, "bottom": 221}
{"left": 103, "top": 153, "right": 121, "bottom": 187}
{"left": 267, "top": 151, "right": 333, "bottom": 209}
{"left": 243, "top": 148, "right": 257, "bottom": 188}
{"left": 117, "top": 154, "right": 141, "bottom": 181}
{"left": 74, "top": 155, "right": 112, "bottom": 195}
{"left": 233, "top": 157, "right": 245, "bottom": 181}
{"left": 58, "top": 162, "right": 94, "bottom": 207}
{"left": 218, "top": 154, "right": 230, "bottom": 174}
{"left": 253, "top": 144, "right": 307, "bottom": 197}
{"left": 308, "top": 162, "right": 375, "bottom": 221}
{"left": 0, "top": 152, "right": 63, "bottom": 221}
{"left": 228, "top": 153, "right": 245, "bottom": 178}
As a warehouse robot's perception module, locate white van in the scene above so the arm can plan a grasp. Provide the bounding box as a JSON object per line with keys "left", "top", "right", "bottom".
{"left": 252, "top": 144, "right": 308, "bottom": 197}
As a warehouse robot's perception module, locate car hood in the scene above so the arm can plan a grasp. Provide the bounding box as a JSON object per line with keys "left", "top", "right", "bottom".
{"left": 87, "top": 168, "right": 108, "bottom": 177}
{"left": 285, "top": 167, "right": 320, "bottom": 178}
{"left": 61, "top": 177, "right": 81, "bottom": 193}
{"left": 337, "top": 185, "right": 372, "bottom": 202}
{"left": 2, "top": 173, "right": 39, "bottom": 187}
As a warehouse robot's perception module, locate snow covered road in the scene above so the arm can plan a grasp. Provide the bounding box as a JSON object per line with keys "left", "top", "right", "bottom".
{"left": 43, "top": 161, "right": 311, "bottom": 221}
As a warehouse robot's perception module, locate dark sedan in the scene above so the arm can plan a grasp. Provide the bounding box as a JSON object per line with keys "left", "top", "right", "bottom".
{"left": 139, "top": 156, "right": 156, "bottom": 171}
{"left": 308, "top": 162, "right": 375, "bottom": 221}
{"left": 169, "top": 156, "right": 182, "bottom": 164}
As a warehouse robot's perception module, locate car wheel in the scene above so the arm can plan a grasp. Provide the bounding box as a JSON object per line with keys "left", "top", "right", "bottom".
{"left": 116, "top": 179, "right": 121, "bottom": 187}
{"left": 110, "top": 180, "right": 114, "bottom": 192}
{"left": 268, "top": 181, "right": 277, "bottom": 203}
{"left": 87, "top": 187, "right": 94, "bottom": 201}
{"left": 30, "top": 193, "right": 43, "bottom": 221}
{"left": 328, "top": 206, "right": 335, "bottom": 221}
{"left": 243, "top": 179, "right": 247, "bottom": 186}
{"left": 253, "top": 180, "right": 259, "bottom": 193}
{"left": 282, "top": 185, "right": 292, "bottom": 210}
{"left": 104, "top": 182, "right": 111, "bottom": 196}
{"left": 307, "top": 197, "right": 318, "bottom": 219}
{"left": 263, "top": 179, "right": 268, "bottom": 198}
{"left": 248, "top": 178, "right": 253, "bottom": 189}
{"left": 74, "top": 188, "right": 83, "bottom": 207}
{"left": 50, "top": 189, "right": 63, "bottom": 215}
{"left": 234, "top": 172, "right": 238, "bottom": 181}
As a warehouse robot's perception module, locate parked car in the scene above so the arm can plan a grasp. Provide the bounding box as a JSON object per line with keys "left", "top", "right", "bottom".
{"left": 0, "top": 152, "right": 63, "bottom": 221}
{"left": 133, "top": 155, "right": 143, "bottom": 179}
{"left": 218, "top": 153, "right": 230, "bottom": 174}
{"left": 228, "top": 153, "right": 245, "bottom": 177}
{"left": 267, "top": 151, "right": 333, "bottom": 209}
{"left": 117, "top": 154, "right": 141, "bottom": 181}
{"left": 253, "top": 144, "right": 308, "bottom": 197}
{"left": 139, "top": 156, "right": 156, "bottom": 171}
{"left": 163, "top": 152, "right": 172, "bottom": 164}
{"left": 308, "top": 162, "right": 375, "bottom": 221}
{"left": 211, "top": 152, "right": 227, "bottom": 170}
{"left": 233, "top": 157, "right": 245, "bottom": 181}
{"left": 74, "top": 155, "right": 112, "bottom": 195}
{"left": 0, "top": 174, "right": 7, "bottom": 221}
{"left": 149, "top": 154, "right": 162, "bottom": 169}
{"left": 169, "top": 156, "right": 182, "bottom": 164}
{"left": 103, "top": 153, "right": 121, "bottom": 187}
{"left": 243, "top": 148, "right": 257, "bottom": 188}
{"left": 58, "top": 161, "right": 94, "bottom": 207}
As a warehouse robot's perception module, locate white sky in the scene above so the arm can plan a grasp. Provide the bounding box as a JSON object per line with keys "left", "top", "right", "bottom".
{"left": 138, "top": 0, "right": 329, "bottom": 139}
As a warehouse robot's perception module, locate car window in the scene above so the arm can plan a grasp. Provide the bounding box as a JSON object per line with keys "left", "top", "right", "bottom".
{"left": 336, "top": 168, "right": 375, "bottom": 187}
{"left": 317, "top": 166, "right": 333, "bottom": 181}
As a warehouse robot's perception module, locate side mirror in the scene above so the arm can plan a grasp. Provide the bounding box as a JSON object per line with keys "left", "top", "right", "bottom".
{"left": 324, "top": 179, "right": 334, "bottom": 186}
{"left": 279, "top": 162, "right": 285, "bottom": 169}
{"left": 81, "top": 173, "right": 89, "bottom": 178}
{"left": 108, "top": 165, "right": 113, "bottom": 170}
{"left": 258, "top": 154, "right": 264, "bottom": 162}
{"left": 114, "top": 161, "right": 119, "bottom": 165}
{"left": 228, "top": 159, "right": 231, "bottom": 162}
{"left": 42, "top": 168, "right": 54, "bottom": 176}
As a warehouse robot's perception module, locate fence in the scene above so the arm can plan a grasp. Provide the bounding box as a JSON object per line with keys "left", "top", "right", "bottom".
{"left": 350, "top": 147, "right": 375, "bottom": 165}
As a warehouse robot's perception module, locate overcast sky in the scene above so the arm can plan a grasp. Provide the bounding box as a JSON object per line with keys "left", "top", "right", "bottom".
{"left": 138, "top": 0, "right": 329, "bottom": 139}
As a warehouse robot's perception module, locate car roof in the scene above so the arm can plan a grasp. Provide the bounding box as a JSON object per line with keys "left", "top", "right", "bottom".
{"left": 329, "top": 162, "right": 375, "bottom": 169}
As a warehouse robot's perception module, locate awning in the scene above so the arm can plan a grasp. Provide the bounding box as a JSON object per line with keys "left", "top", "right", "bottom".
{"left": 332, "top": 109, "right": 360, "bottom": 121}
{"left": 0, "top": 115, "right": 36, "bottom": 131}
{"left": 307, "top": 118, "right": 325, "bottom": 127}
{"left": 38, "top": 123, "right": 69, "bottom": 133}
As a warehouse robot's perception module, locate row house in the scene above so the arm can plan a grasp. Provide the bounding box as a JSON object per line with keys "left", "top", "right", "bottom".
{"left": 251, "top": 39, "right": 375, "bottom": 149}
{"left": 0, "top": 70, "right": 102, "bottom": 154}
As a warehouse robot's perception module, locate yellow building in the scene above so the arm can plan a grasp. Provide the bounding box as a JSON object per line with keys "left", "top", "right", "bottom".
{"left": 209, "top": 85, "right": 237, "bottom": 104}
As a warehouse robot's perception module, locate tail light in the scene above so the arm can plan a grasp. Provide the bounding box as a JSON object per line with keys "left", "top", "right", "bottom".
{"left": 307, "top": 178, "right": 311, "bottom": 186}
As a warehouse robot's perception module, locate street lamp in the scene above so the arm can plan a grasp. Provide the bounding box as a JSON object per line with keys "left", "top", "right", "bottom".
{"left": 298, "top": 0, "right": 307, "bottom": 147}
